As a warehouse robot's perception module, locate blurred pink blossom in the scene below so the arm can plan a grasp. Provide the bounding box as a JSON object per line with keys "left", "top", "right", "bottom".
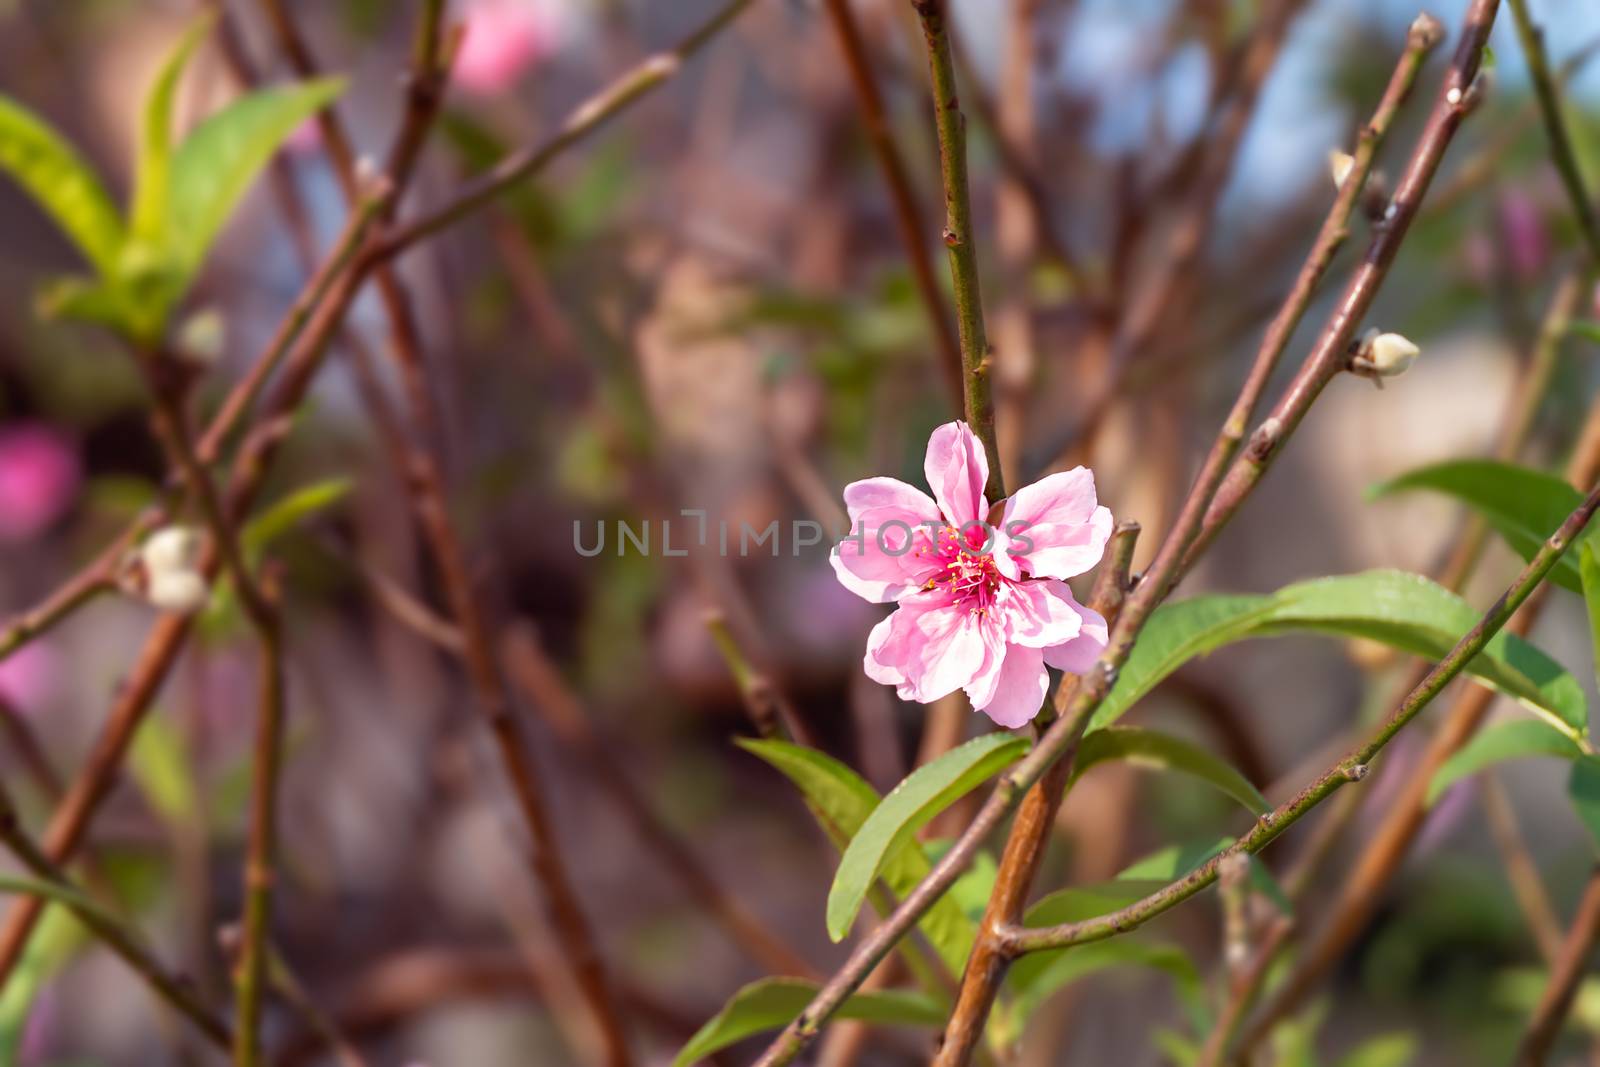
{"left": 17, "top": 983, "right": 55, "bottom": 1065}
{"left": 833, "top": 421, "right": 1112, "bottom": 728}
{"left": 0, "top": 642, "right": 62, "bottom": 712}
{"left": 0, "top": 423, "right": 80, "bottom": 543}
{"left": 1497, "top": 189, "right": 1549, "bottom": 279}
{"left": 452, "top": 0, "right": 568, "bottom": 96}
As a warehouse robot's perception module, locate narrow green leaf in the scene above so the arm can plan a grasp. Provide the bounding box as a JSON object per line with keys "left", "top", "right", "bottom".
{"left": 1569, "top": 754, "right": 1600, "bottom": 851}
{"left": 0, "top": 96, "right": 125, "bottom": 276}
{"left": 1570, "top": 320, "right": 1600, "bottom": 346}
{"left": 1072, "top": 726, "right": 1268, "bottom": 814}
{"left": 1427, "top": 719, "right": 1581, "bottom": 805}
{"left": 133, "top": 15, "right": 214, "bottom": 241}
{"left": 737, "top": 739, "right": 978, "bottom": 976}
{"left": 166, "top": 77, "right": 345, "bottom": 278}
{"left": 1582, "top": 544, "right": 1600, "bottom": 692}
{"left": 1089, "top": 569, "right": 1586, "bottom": 740}
{"left": 674, "top": 977, "right": 943, "bottom": 1067}
{"left": 826, "top": 733, "right": 1029, "bottom": 942}
{"left": 1372, "top": 460, "right": 1587, "bottom": 593}
{"left": 244, "top": 477, "right": 353, "bottom": 555}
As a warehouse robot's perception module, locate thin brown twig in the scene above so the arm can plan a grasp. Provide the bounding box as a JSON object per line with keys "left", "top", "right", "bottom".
{"left": 820, "top": 0, "right": 964, "bottom": 407}
{"left": 0, "top": 781, "right": 231, "bottom": 1047}
{"left": 1513, "top": 867, "right": 1600, "bottom": 1066}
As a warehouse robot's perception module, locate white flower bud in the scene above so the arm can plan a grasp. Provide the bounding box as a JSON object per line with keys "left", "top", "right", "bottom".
{"left": 176, "top": 307, "right": 225, "bottom": 366}
{"left": 145, "top": 569, "right": 210, "bottom": 614}
{"left": 1354, "top": 329, "right": 1420, "bottom": 380}
{"left": 1327, "top": 150, "right": 1355, "bottom": 190}
{"left": 141, "top": 526, "right": 203, "bottom": 575}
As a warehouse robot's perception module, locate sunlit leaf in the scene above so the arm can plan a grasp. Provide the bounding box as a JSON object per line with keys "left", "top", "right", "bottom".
{"left": 132, "top": 15, "right": 213, "bottom": 242}
{"left": 166, "top": 77, "right": 345, "bottom": 279}
{"left": 737, "top": 739, "right": 977, "bottom": 977}
{"left": 1427, "top": 719, "right": 1581, "bottom": 805}
{"left": 674, "top": 977, "right": 943, "bottom": 1067}
{"left": 1372, "top": 461, "right": 1587, "bottom": 593}
{"left": 1333, "top": 1031, "right": 1419, "bottom": 1067}
{"left": 0, "top": 96, "right": 125, "bottom": 276}
{"left": 243, "top": 477, "right": 352, "bottom": 555}
{"left": 1072, "top": 726, "right": 1268, "bottom": 814}
{"left": 1089, "top": 570, "right": 1585, "bottom": 741}
{"left": 826, "top": 733, "right": 1029, "bottom": 942}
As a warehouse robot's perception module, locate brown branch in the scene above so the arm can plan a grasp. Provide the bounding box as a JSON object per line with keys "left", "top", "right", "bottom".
{"left": 931, "top": 522, "right": 1139, "bottom": 1067}
{"left": 1512, "top": 867, "right": 1600, "bottom": 1066}
{"left": 820, "top": 0, "right": 964, "bottom": 407}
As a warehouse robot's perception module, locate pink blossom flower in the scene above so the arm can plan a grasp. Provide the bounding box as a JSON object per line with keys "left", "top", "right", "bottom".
{"left": 832, "top": 421, "right": 1112, "bottom": 728}
{"left": 452, "top": 0, "right": 567, "bottom": 96}
{"left": 0, "top": 642, "right": 61, "bottom": 711}
{"left": 1497, "top": 188, "right": 1549, "bottom": 280}
{"left": 0, "top": 423, "right": 80, "bottom": 543}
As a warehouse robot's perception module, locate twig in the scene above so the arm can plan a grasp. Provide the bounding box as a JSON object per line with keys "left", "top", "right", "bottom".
{"left": 1512, "top": 867, "right": 1600, "bottom": 1066}
{"left": 998, "top": 476, "right": 1600, "bottom": 955}
{"left": 0, "top": 782, "right": 230, "bottom": 1048}
{"left": 378, "top": 0, "right": 755, "bottom": 255}
{"left": 931, "top": 523, "right": 1139, "bottom": 1067}
{"left": 1183, "top": 0, "right": 1492, "bottom": 567}
{"left": 909, "top": 0, "right": 1001, "bottom": 496}
{"left": 1507, "top": 0, "right": 1600, "bottom": 262}
{"left": 820, "top": 0, "right": 964, "bottom": 406}
{"left": 1241, "top": 397, "right": 1600, "bottom": 1046}
{"left": 1482, "top": 771, "right": 1566, "bottom": 964}
{"left": 232, "top": 571, "right": 285, "bottom": 1067}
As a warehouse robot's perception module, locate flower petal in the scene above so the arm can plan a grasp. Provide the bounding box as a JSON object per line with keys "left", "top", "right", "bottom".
{"left": 831, "top": 477, "right": 943, "bottom": 603}
{"left": 1043, "top": 603, "right": 1109, "bottom": 674}
{"left": 1000, "top": 467, "right": 1113, "bottom": 580}
{"left": 924, "top": 421, "right": 989, "bottom": 528}
{"left": 864, "top": 592, "right": 988, "bottom": 704}
{"left": 1000, "top": 579, "right": 1086, "bottom": 648}
{"left": 972, "top": 644, "right": 1048, "bottom": 728}
{"left": 961, "top": 615, "right": 1010, "bottom": 711}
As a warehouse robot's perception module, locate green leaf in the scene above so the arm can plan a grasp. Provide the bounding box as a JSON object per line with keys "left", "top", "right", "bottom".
{"left": 826, "top": 733, "right": 1029, "bottom": 942}
{"left": 1427, "top": 719, "right": 1582, "bottom": 805}
{"left": 1582, "top": 544, "right": 1600, "bottom": 691}
{"left": 1333, "top": 1032, "right": 1418, "bottom": 1067}
{"left": 132, "top": 15, "right": 213, "bottom": 242}
{"left": 1495, "top": 967, "right": 1600, "bottom": 1034}
{"left": 1569, "top": 754, "right": 1600, "bottom": 851}
{"left": 737, "top": 739, "right": 978, "bottom": 977}
{"left": 1570, "top": 320, "right": 1600, "bottom": 346}
{"left": 1372, "top": 461, "right": 1587, "bottom": 593}
{"left": 166, "top": 77, "right": 345, "bottom": 279}
{"left": 0, "top": 96, "right": 125, "bottom": 276}
{"left": 1089, "top": 570, "right": 1586, "bottom": 742}
{"left": 674, "top": 977, "right": 943, "bottom": 1067}
{"left": 243, "top": 477, "right": 352, "bottom": 556}
{"left": 1072, "top": 726, "right": 1268, "bottom": 814}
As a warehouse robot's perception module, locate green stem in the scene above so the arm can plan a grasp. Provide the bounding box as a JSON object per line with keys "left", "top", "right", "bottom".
{"left": 911, "top": 0, "right": 1002, "bottom": 498}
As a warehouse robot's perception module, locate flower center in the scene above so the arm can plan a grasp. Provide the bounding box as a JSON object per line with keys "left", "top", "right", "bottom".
{"left": 920, "top": 524, "right": 1002, "bottom": 613}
